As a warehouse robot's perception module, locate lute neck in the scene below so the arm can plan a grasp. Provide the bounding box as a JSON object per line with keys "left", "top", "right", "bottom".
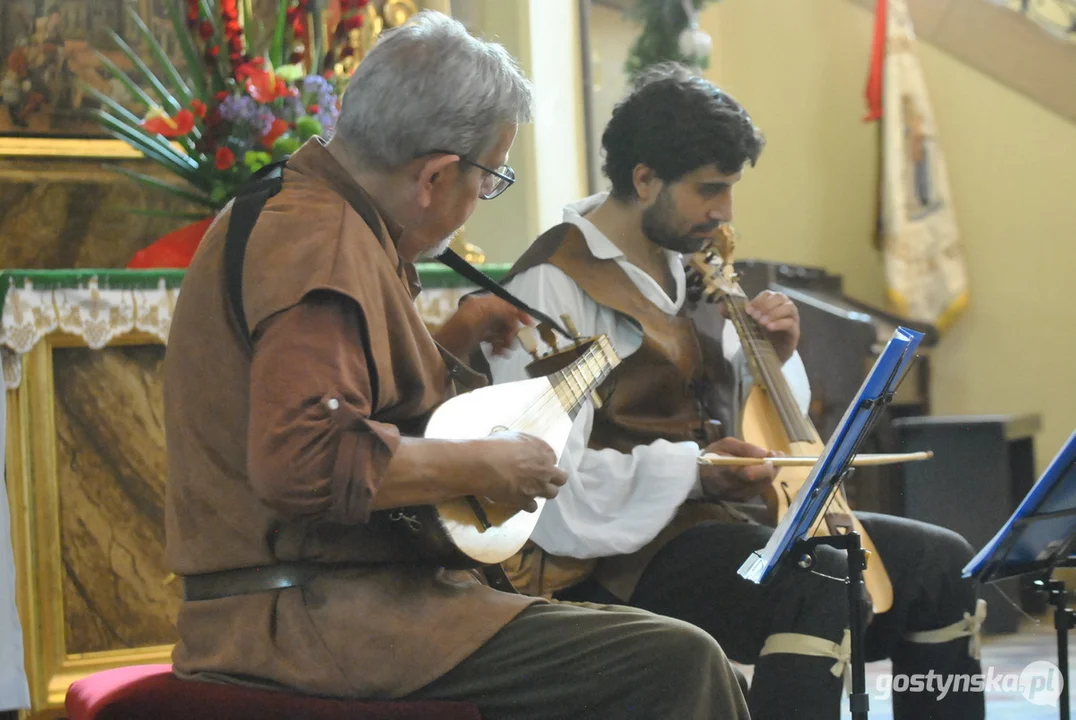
{"left": 549, "top": 340, "right": 616, "bottom": 419}
{"left": 723, "top": 294, "right": 817, "bottom": 443}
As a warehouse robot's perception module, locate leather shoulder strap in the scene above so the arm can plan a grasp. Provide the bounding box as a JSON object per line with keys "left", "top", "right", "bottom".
{"left": 223, "top": 161, "right": 287, "bottom": 353}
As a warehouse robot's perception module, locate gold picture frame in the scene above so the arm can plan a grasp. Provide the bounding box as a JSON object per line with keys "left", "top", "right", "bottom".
{"left": 0, "top": 138, "right": 143, "bottom": 159}
{"left": 7, "top": 330, "right": 176, "bottom": 719}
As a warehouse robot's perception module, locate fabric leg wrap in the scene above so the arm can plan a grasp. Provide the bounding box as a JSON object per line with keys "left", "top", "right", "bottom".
{"left": 902, "top": 598, "right": 987, "bottom": 660}
{"left": 759, "top": 630, "right": 852, "bottom": 681}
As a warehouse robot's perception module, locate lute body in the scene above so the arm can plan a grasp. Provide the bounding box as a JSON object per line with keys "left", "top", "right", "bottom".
{"left": 689, "top": 228, "right": 894, "bottom": 614}
{"left": 391, "top": 334, "right": 619, "bottom": 569}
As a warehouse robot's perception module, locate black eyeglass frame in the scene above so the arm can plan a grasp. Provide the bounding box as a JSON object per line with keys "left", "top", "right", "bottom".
{"left": 423, "top": 149, "right": 516, "bottom": 200}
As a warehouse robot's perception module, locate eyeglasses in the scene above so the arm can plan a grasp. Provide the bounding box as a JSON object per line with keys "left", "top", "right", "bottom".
{"left": 425, "top": 149, "right": 516, "bottom": 200}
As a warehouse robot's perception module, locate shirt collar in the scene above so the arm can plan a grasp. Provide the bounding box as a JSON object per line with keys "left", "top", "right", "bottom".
{"left": 563, "top": 192, "right": 625, "bottom": 260}
{"left": 561, "top": 192, "right": 688, "bottom": 311}
{"left": 285, "top": 137, "right": 406, "bottom": 248}
{"left": 287, "top": 137, "right": 422, "bottom": 296}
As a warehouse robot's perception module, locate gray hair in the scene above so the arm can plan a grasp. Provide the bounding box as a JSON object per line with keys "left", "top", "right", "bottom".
{"left": 334, "top": 11, "right": 534, "bottom": 170}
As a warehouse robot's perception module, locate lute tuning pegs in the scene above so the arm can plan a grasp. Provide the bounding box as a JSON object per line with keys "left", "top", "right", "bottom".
{"left": 517, "top": 326, "right": 541, "bottom": 362}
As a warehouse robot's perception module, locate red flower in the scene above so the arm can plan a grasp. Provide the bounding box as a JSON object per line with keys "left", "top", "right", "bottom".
{"left": 225, "top": 20, "right": 241, "bottom": 37}
{"left": 215, "top": 90, "right": 228, "bottom": 102}
{"left": 127, "top": 217, "right": 215, "bottom": 270}
{"left": 198, "top": 21, "right": 213, "bottom": 40}
{"left": 191, "top": 100, "right": 207, "bottom": 118}
{"left": 343, "top": 14, "right": 363, "bottom": 31}
{"left": 307, "top": 104, "right": 320, "bottom": 114}
{"left": 205, "top": 45, "right": 220, "bottom": 60}
{"left": 141, "top": 108, "right": 196, "bottom": 138}
{"left": 215, "top": 147, "right": 236, "bottom": 171}
{"left": 234, "top": 62, "right": 287, "bottom": 103}
{"left": 260, "top": 118, "right": 290, "bottom": 150}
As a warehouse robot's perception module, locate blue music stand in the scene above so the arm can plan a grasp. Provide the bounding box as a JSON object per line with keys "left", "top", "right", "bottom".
{"left": 738, "top": 326, "right": 926, "bottom": 720}
{"left": 962, "top": 429, "right": 1076, "bottom": 720}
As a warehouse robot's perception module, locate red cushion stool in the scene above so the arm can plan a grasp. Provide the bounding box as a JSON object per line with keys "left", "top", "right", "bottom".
{"left": 65, "top": 664, "right": 483, "bottom": 720}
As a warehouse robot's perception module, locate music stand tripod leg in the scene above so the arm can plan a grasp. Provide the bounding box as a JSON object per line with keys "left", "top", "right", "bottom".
{"left": 792, "top": 530, "right": 870, "bottom": 720}
{"left": 1047, "top": 578, "right": 1072, "bottom": 720}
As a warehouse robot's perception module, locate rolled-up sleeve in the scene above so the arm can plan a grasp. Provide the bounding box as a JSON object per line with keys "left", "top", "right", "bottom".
{"left": 247, "top": 290, "right": 401, "bottom": 524}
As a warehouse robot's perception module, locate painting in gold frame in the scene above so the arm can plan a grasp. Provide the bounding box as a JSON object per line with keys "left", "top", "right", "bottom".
{"left": 0, "top": 0, "right": 187, "bottom": 158}
{"left": 7, "top": 329, "right": 178, "bottom": 719}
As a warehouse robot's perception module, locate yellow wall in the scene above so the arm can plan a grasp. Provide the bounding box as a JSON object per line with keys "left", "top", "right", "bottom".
{"left": 700, "top": 0, "right": 1076, "bottom": 470}
{"left": 448, "top": 0, "right": 587, "bottom": 263}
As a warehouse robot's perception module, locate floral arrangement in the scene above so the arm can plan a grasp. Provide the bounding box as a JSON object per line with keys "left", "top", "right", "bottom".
{"left": 84, "top": 0, "right": 379, "bottom": 219}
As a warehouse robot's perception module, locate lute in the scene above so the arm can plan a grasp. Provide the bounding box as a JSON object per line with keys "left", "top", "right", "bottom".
{"left": 390, "top": 329, "right": 620, "bottom": 568}
{"left": 688, "top": 226, "right": 895, "bottom": 614}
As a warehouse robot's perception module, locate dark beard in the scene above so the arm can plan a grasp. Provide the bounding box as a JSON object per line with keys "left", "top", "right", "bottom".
{"left": 640, "top": 189, "right": 718, "bottom": 254}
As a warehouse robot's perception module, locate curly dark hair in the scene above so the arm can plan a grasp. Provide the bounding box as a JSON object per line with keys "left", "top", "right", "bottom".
{"left": 601, "top": 62, "right": 765, "bottom": 200}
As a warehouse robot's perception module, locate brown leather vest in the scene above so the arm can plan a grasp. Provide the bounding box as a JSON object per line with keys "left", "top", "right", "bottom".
{"left": 497, "top": 224, "right": 739, "bottom": 597}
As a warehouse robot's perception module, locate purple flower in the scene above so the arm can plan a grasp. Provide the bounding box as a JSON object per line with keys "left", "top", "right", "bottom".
{"left": 301, "top": 75, "right": 339, "bottom": 134}
{"left": 218, "top": 94, "right": 275, "bottom": 136}
{"left": 281, "top": 95, "right": 304, "bottom": 123}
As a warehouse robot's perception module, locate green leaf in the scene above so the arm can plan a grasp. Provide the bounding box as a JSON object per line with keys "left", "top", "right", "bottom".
{"left": 98, "top": 108, "right": 199, "bottom": 172}
{"left": 242, "top": 0, "right": 256, "bottom": 58}
{"left": 92, "top": 111, "right": 204, "bottom": 187}
{"left": 125, "top": 5, "right": 193, "bottom": 107}
{"left": 199, "top": 0, "right": 230, "bottom": 93}
{"left": 104, "top": 165, "right": 216, "bottom": 208}
{"left": 167, "top": 1, "right": 207, "bottom": 100}
{"left": 84, "top": 98, "right": 197, "bottom": 169}
{"left": 199, "top": 0, "right": 224, "bottom": 44}
{"left": 210, "top": 184, "right": 231, "bottom": 204}
{"left": 296, "top": 116, "right": 322, "bottom": 141}
{"left": 79, "top": 81, "right": 144, "bottom": 128}
{"left": 272, "top": 135, "right": 302, "bottom": 160}
{"left": 94, "top": 50, "right": 155, "bottom": 111}
{"left": 276, "top": 63, "right": 305, "bottom": 82}
{"left": 80, "top": 81, "right": 201, "bottom": 163}
{"left": 310, "top": 0, "right": 324, "bottom": 73}
{"left": 108, "top": 28, "right": 181, "bottom": 114}
{"left": 243, "top": 150, "right": 273, "bottom": 172}
{"left": 270, "top": 0, "right": 289, "bottom": 69}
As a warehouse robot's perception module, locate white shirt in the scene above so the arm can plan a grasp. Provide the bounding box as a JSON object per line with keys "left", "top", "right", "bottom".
{"left": 482, "top": 193, "right": 812, "bottom": 559}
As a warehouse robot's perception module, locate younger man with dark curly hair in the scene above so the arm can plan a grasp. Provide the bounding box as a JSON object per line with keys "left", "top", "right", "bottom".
{"left": 485, "top": 63, "right": 987, "bottom": 720}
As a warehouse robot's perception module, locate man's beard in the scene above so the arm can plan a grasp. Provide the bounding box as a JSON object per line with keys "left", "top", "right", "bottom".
{"left": 641, "top": 189, "right": 719, "bottom": 254}
{"left": 416, "top": 230, "right": 456, "bottom": 260}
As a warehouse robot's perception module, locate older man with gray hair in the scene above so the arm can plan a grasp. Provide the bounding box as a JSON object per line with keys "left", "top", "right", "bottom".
{"left": 163, "top": 11, "right": 749, "bottom": 720}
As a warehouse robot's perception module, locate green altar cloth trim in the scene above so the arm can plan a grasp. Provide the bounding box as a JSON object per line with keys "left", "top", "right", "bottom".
{"left": 0, "top": 264, "right": 510, "bottom": 319}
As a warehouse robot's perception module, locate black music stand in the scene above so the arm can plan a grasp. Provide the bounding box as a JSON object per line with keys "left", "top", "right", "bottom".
{"left": 962, "top": 429, "right": 1076, "bottom": 719}
{"left": 738, "top": 326, "right": 926, "bottom": 720}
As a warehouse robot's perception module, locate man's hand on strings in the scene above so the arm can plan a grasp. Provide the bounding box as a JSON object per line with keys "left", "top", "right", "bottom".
{"left": 437, "top": 295, "right": 534, "bottom": 359}
{"left": 699, "top": 437, "right": 783, "bottom": 502}
{"left": 719, "top": 290, "right": 800, "bottom": 363}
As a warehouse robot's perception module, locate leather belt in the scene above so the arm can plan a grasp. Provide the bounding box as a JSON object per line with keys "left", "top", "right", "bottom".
{"left": 181, "top": 562, "right": 360, "bottom": 602}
